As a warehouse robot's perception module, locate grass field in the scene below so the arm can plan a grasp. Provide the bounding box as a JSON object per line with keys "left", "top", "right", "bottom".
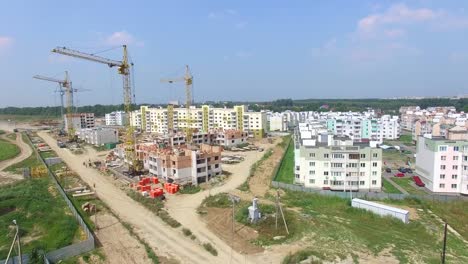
{"left": 382, "top": 149, "right": 413, "bottom": 169}
{"left": 382, "top": 178, "right": 402, "bottom": 194}
{"left": 279, "top": 191, "right": 467, "bottom": 263}
{"left": 399, "top": 134, "right": 414, "bottom": 145}
{"left": 392, "top": 177, "right": 427, "bottom": 195}
{"left": 40, "top": 150, "right": 58, "bottom": 159}
{"left": 0, "top": 138, "right": 20, "bottom": 162}
{"left": 5, "top": 133, "right": 42, "bottom": 173}
{"left": 0, "top": 178, "right": 79, "bottom": 256}
{"left": 6, "top": 133, "right": 17, "bottom": 141}
{"left": 274, "top": 140, "right": 294, "bottom": 184}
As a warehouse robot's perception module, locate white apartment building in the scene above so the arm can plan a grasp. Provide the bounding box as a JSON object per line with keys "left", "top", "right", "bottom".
{"left": 294, "top": 123, "right": 382, "bottom": 191}
{"left": 130, "top": 105, "right": 268, "bottom": 138}
{"left": 64, "top": 113, "right": 95, "bottom": 132}
{"left": 105, "top": 111, "right": 127, "bottom": 126}
{"left": 76, "top": 127, "right": 119, "bottom": 145}
{"left": 268, "top": 113, "right": 288, "bottom": 131}
{"left": 415, "top": 136, "right": 468, "bottom": 195}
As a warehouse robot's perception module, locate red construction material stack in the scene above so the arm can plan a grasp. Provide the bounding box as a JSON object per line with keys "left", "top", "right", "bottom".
{"left": 139, "top": 180, "right": 146, "bottom": 186}
{"left": 150, "top": 188, "right": 164, "bottom": 198}
{"left": 164, "top": 182, "right": 171, "bottom": 191}
{"left": 141, "top": 185, "right": 151, "bottom": 192}
{"left": 143, "top": 177, "right": 151, "bottom": 185}
{"left": 172, "top": 184, "right": 179, "bottom": 193}
{"left": 152, "top": 177, "right": 159, "bottom": 184}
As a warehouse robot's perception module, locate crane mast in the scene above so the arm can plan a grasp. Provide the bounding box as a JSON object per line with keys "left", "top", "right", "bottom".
{"left": 51, "top": 45, "right": 142, "bottom": 174}
{"left": 160, "top": 65, "right": 194, "bottom": 142}
{"left": 33, "top": 71, "right": 75, "bottom": 140}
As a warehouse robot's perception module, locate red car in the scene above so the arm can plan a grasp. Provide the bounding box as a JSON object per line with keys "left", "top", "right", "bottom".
{"left": 394, "top": 172, "right": 405, "bottom": 177}
{"left": 413, "top": 176, "right": 425, "bottom": 187}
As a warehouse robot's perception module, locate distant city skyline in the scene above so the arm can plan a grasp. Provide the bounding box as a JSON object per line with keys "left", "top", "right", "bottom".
{"left": 1, "top": 0, "right": 468, "bottom": 107}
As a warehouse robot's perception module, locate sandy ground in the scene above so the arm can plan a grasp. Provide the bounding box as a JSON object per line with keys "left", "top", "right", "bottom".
{"left": 92, "top": 213, "right": 153, "bottom": 264}
{"left": 0, "top": 133, "right": 33, "bottom": 185}
{"left": 38, "top": 131, "right": 220, "bottom": 264}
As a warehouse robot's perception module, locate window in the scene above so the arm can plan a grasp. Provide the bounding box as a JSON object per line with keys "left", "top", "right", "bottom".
{"left": 331, "top": 172, "right": 342, "bottom": 176}
{"left": 295, "top": 174, "right": 300, "bottom": 179}
{"left": 441, "top": 156, "right": 446, "bottom": 161}
{"left": 309, "top": 170, "right": 315, "bottom": 175}
{"left": 372, "top": 162, "right": 378, "bottom": 167}
{"left": 309, "top": 162, "right": 315, "bottom": 166}
{"left": 296, "top": 166, "right": 300, "bottom": 170}
{"left": 360, "top": 163, "right": 365, "bottom": 168}
{"left": 453, "top": 156, "right": 459, "bottom": 161}
{"left": 360, "top": 181, "right": 365, "bottom": 185}
{"left": 323, "top": 180, "right": 328, "bottom": 184}
{"left": 454, "top": 146, "right": 459, "bottom": 151}
{"left": 373, "top": 153, "right": 378, "bottom": 158}
{"left": 440, "top": 165, "right": 446, "bottom": 170}
{"left": 324, "top": 154, "right": 329, "bottom": 158}
{"left": 453, "top": 165, "right": 458, "bottom": 170}
{"left": 360, "top": 154, "right": 366, "bottom": 158}
{"left": 439, "top": 184, "right": 445, "bottom": 188}
{"left": 215, "top": 156, "right": 219, "bottom": 160}
{"left": 331, "top": 163, "right": 343, "bottom": 168}
{"left": 309, "top": 179, "right": 315, "bottom": 184}
{"left": 372, "top": 171, "right": 377, "bottom": 176}
{"left": 347, "top": 163, "right": 358, "bottom": 168}
{"left": 440, "top": 174, "right": 445, "bottom": 179}
{"left": 439, "top": 146, "right": 447, "bottom": 151}
{"left": 372, "top": 180, "right": 377, "bottom": 185}
{"left": 215, "top": 164, "right": 219, "bottom": 168}
{"left": 309, "top": 153, "right": 315, "bottom": 157}
{"left": 360, "top": 172, "right": 366, "bottom": 176}
{"left": 452, "top": 174, "right": 457, "bottom": 179}
{"left": 324, "top": 162, "right": 329, "bottom": 167}
{"left": 324, "top": 171, "right": 329, "bottom": 176}
{"left": 332, "top": 153, "right": 344, "bottom": 159}
{"left": 451, "top": 184, "right": 457, "bottom": 189}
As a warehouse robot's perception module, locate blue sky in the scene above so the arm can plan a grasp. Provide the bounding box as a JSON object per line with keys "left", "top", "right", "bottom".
{"left": 1, "top": 0, "right": 468, "bottom": 107}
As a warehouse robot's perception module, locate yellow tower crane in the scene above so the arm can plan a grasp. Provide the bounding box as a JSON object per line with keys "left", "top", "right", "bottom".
{"left": 160, "top": 65, "right": 194, "bottom": 142}
{"left": 33, "top": 71, "right": 76, "bottom": 140}
{"left": 51, "top": 45, "right": 143, "bottom": 174}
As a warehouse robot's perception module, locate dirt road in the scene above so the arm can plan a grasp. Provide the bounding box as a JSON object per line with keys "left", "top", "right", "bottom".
{"left": 0, "top": 133, "right": 33, "bottom": 185}
{"left": 37, "top": 131, "right": 217, "bottom": 263}
{"left": 165, "top": 140, "right": 287, "bottom": 264}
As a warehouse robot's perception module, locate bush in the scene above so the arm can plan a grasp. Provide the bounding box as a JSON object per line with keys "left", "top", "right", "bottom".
{"left": 202, "top": 193, "right": 231, "bottom": 208}
{"left": 179, "top": 185, "right": 201, "bottom": 194}
{"left": 182, "top": 228, "right": 193, "bottom": 237}
{"left": 203, "top": 242, "right": 218, "bottom": 256}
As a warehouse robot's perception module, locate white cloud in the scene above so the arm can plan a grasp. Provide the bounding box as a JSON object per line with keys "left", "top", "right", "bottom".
{"left": 0, "top": 36, "right": 13, "bottom": 54}
{"left": 208, "top": 9, "right": 237, "bottom": 19}
{"left": 385, "top": 28, "right": 406, "bottom": 38}
{"left": 357, "top": 4, "right": 438, "bottom": 35}
{"left": 235, "top": 21, "right": 248, "bottom": 29}
{"left": 105, "top": 31, "right": 143, "bottom": 47}
{"left": 311, "top": 38, "right": 337, "bottom": 57}
{"left": 235, "top": 51, "right": 253, "bottom": 58}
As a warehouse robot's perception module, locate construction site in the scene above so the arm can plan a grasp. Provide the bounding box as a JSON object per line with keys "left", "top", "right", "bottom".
{"left": 1, "top": 42, "right": 468, "bottom": 264}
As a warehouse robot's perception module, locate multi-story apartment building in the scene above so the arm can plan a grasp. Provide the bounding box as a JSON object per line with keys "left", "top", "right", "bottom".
{"left": 139, "top": 144, "right": 222, "bottom": 185}
{"left": 64, "top": 113, "right": 95, "bottom": 132}
{"left": 415, "top": 136, "right": 468, "bottom": 195}
{"left": 105, "top": 111, "right": 127, "bottom": 126}
{"left": 76, "top": 127, "right": 118, "bottom": 145}
{"left": 268, "top": 113, "right": 289, "bottom": 132}
{"left": 294, "top": 123, "right": 382, "bottom": 191}
{"left": 130, "top": 105, "right": 267, "bottom": 138}
{"left": 161, "top": 129, "right": 249, "bottom": 147}
{"left": 326, "top": 115, "right": 400, "bottom": 143}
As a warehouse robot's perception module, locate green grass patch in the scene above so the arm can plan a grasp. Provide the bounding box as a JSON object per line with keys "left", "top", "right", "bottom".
{"left": 399, "top": 134, "right": 414, "bottom": 146}
{"left": 282, "top": 249, "right": 324, "bottom": 264}
{"left": 5, "top": 133, "right": 42, "bottom": 173}
{"left": 0, "top": 138, "right": 20, "bottom": 161}
{"left": 277, "top": 190, "right": 468, "bottom": 263}
{"left": 0, "top": 130, "right": 5, "bottom": 135}
{"left": 392, "top": 177, "right": 427, "bottom": 195}
{"left": 0, "top": 178, "right": 79, "bottom": 257}
{"left": 237, "top": 180, "right": 250, "bottom": 192}
{"left": 382, "top": 178, "right": 402, "bottom": 194}
{"left": 6, "top": 133, "right": 17, "bottom": 141}
{"left": 179, "top": 184, "right": 201, "bottom": 194}
{"left": 428, "top": 200, "right": 468, "bottom": 239}
{"left": 202, "top": 193, "right": 232, "bottom": 208}
{"left": 39, "top": 150, "right": 58, "bottom": 159}
{"left": 274, "top": 140, "right": 294, "bottom": 184}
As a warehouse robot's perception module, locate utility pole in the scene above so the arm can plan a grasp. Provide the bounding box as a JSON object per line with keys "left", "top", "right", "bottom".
{"left": 441, "top": 222, "right": 448, "bottom": 264}
{"left": 276, "top": 190, "right": 289, "bottom": 235}
{"left": 6, "top": 220, "right": 22, "bottom": 264}
{"left": 228, "top": 194, "right": 240, "bottom": 264}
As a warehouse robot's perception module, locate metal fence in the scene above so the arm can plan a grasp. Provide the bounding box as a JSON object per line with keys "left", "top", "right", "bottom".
{"left": 1, "top": 132, "right": 95, "bottom": 264}
{"left": 271, "top": 181, "right": 466, "bottom": 202}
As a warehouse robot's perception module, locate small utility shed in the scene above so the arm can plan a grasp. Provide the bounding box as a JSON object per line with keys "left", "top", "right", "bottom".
{"left": 352, "top": 198, "right": 410, "bottom": 224}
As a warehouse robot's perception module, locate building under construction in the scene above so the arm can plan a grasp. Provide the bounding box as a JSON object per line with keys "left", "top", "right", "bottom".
{"left": 64, "top": 113, "right": 95, "bottom": 131}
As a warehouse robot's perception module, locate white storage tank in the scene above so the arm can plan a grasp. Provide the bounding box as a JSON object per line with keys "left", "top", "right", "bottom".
{"left": 351, "top": 198, "right": 409, "bottom": 224}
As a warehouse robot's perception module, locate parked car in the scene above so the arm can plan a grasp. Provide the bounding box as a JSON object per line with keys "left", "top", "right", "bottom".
{"left": 406, "top": 168, "right": 413, "bottom": 174}
{"left": 394, "top": 172, "right": 405, "bottom": 177}
{"left": 385, "top": 168, "right": 392, "bottom": 173}
{"left": 398, "top": 167, "right": 407, "bottom": 173}
{"left": 413, "top": 176, "right": 425, "bottom": 187}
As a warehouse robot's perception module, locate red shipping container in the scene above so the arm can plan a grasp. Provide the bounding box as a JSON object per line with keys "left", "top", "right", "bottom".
{"left": 139, "top": 180, "right": 145, "bottom": 186}
{"left": 152, "top": 177, "right": 159, "bottom": 184}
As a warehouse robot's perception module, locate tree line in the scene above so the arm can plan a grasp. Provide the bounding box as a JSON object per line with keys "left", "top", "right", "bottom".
{"left": 0, "top": 98, "right": 466, "bottom": 117}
